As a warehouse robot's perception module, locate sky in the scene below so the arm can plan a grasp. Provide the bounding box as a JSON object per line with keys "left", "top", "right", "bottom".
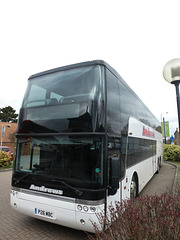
{"left": 1, "top": 0, "right": 180, "bottom": 136}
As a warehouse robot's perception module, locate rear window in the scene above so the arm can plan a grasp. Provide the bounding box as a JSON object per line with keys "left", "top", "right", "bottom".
{"left": 0, "top": 148, "right": 10, "bottom": 152}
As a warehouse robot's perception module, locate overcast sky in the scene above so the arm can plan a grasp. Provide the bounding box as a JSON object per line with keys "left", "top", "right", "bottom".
{"left": 1, "top": 0, "right": 180, "bottom": 136}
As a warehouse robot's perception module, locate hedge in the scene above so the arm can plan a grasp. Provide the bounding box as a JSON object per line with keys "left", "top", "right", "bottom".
{"left": 0, "top": 151, "right": 11, "bottom": 168}
{"left": 163, "top": 144, "right": 180, "bottom": 162}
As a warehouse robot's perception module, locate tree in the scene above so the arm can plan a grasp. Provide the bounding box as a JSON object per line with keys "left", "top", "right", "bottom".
{"left": 0, "top": 106, "right": 18, "bottom": 123}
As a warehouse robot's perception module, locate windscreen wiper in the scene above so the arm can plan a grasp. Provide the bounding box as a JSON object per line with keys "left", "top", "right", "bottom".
{"left": 49, "top": 178, "right": 83, "bottom": 196}
{"left": 14, "top": 165, "right": 43, "bottom": 185}
{"left": 14, "top": 172, "right": 33, "bottom": 185}
{"left": 14, "top": 174, "right": 83, "bottom": 196}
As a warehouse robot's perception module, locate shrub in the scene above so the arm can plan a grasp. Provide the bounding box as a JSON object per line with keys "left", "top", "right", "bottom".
{"left": 0, "top": 151, "right": 11, "bottom": 168}
{"left": 88, "top": 190, "right": 180, "bottom": 240}
{"left": 163, "top": 144, "right": 180, "bottom": 162}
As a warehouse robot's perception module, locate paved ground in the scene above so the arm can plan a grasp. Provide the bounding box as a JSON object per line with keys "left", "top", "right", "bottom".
{"left": 140, "top": 161, "right": 177, "bottom": 196}
{"left": 0, "top": 162, "right": 177, "bottom": 240}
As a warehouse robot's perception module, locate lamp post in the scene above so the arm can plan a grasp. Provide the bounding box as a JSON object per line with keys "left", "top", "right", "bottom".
{"left": 161, "top": 112, "right": 168, "bottom": 144}
{"left": 163, "top": 58, "right": 180, "bottom": 132}
{"left": 1, "top": 124, "right": 11, "bottom": 148}
{"left": 161, "top": 112, "right": 168, "bottom": 123}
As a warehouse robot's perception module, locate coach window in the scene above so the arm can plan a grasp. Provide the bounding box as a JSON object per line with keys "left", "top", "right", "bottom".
{"left": 106, "top": 70, "right": 120, "bottom": 134}
{"left": 118, "top": 81, "right": 136, "bottom": 134}
{"left": 108, "top": 138, "right": 125, "bottom": 181}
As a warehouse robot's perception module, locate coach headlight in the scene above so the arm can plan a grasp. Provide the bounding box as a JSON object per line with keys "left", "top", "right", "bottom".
{"left": 77, "top": 205, "right": 82, "bottom": 211}
{"left": 77, "top": 204, "right": 96, "bottom": 212}
{"left": 80, "top": 219, "right": 86, "bottom": 225}
{"left": 83, "top": 206, "right": 89, "bottom": 212}
{"left": 90, "top": 206, "right": 96, "bottom": 212}
{"left": 11, "top": 190, "right": 19, "bottom": 198}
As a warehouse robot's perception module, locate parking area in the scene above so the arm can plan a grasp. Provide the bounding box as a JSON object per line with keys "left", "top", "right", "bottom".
{"left": 140, "top": 161, "right": 177, "bottom": 196}
{"left": 0, "top": 162, "right": 177, "bottom": 240}
{"left": 0, "top": 170, "right": 87, "bottom": 240}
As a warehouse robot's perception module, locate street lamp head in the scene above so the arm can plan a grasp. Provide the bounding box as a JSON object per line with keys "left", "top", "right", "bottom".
{"left": 163, "top": 58, "right": 180, "bottom": 84}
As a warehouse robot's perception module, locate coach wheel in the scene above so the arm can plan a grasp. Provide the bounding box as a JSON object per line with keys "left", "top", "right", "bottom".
{"left": 130, "top": 176, "right": 137, "bottom": 200}
{"left": 156, "top": 159, "right": 160, "bottom": 174}
{"left": 159, "top": 157, "right": 162, "bottom": 168}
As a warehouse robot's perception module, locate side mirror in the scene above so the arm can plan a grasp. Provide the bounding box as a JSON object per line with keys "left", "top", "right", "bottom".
{"left": 110, "top": 156, "right": 119, "bottom": 189}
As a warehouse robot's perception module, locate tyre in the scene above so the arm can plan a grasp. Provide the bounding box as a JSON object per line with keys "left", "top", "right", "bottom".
{"left": 156, "top": 159, "right": 160, "bottom": 174}
{"left": 130, "top": 176, "right": 137, "bottom": 200}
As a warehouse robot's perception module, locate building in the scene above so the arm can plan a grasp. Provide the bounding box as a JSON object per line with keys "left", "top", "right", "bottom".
{"left": 174, "top": 128, "right": 180, "bottom": 145}
{"left": 0, "top": 122, "right": 17, "bottom": 153}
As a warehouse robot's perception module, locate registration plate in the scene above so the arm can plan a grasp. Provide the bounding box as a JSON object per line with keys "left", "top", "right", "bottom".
{"left": 34, "top": 208, "right": 55, "bottom": 219}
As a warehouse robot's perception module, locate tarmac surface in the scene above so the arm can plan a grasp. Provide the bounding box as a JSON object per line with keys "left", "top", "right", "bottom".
{"left": 0, "top": 162, "right": 178, "bottom": 240}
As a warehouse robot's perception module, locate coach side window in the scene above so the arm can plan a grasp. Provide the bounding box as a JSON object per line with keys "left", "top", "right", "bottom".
{"left": 106, "top": 70, "right": 121, "bottom": 134}
{"left": 108, "top": 138, "right": 125, "bottom": 181}
{"left": 118, "top": 81, "right": 136, "bottom": 135}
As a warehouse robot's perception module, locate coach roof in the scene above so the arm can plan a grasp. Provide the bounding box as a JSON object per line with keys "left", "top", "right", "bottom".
{"left": 28, "top": 60, "right": 122, "bottom": 80}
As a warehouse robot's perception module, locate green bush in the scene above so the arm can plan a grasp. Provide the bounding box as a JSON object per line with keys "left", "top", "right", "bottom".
{"left": 0, "top": 151, "right": 11, "bottom": 168}
{"left": 163, "top": 144, "right": 180, "bottom": 162}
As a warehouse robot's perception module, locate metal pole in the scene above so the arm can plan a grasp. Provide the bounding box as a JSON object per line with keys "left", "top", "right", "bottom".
{"left": 1, "top": 125, "right": 3, "bottom": 148}
{"left": 163, "top": 117, "right": 166, "bottom": 144}
{"left": 175, "top": 83, "right": 180, "bottom": 131}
